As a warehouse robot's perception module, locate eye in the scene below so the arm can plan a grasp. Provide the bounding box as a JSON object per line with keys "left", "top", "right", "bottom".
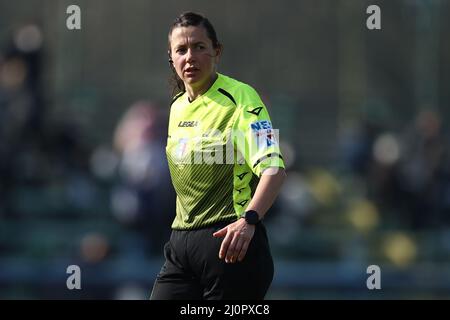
{"left": 175, "top": 47, "right": 186, "bottom": 54}
{"left": 196, "top": 43, "right": 206, "bottom": 50}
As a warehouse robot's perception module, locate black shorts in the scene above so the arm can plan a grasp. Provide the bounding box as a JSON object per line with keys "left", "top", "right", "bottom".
{"left": 150, "top": 221, "right": 274, "bottom": 300}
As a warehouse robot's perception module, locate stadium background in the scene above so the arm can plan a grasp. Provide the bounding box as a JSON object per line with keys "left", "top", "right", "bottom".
{"left": 1, "top": 0, "right": 449, "bottom": 299}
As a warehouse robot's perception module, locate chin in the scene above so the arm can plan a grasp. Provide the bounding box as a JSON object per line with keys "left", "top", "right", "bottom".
{"left": 184, "top": 77, "right": 198, "bottom": 83}
{"left": 184, "top": 76, "right": 203, "bottom": 85}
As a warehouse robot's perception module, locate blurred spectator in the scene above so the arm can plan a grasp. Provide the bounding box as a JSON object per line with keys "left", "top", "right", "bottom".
{"left": 362, "top": 109, "right": 449, "bottom": 229}
{"left": 394, "top": 109, "right": 449, "bottom": 229}
{"left": 112, "top": 101, "right": 174, "bottom": 256}
{"left": 339, "top": 103, "right": 450, "bottom": 230}
{"left": 0, "top": 24, "right": 46, "bottom": 218}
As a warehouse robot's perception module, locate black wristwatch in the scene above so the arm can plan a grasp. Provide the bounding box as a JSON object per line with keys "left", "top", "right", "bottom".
{"left": 244, "top": 210, "right": 261, "bottom": 225}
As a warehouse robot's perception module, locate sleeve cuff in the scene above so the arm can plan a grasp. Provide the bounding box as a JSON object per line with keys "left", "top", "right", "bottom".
{"left": 253, "top": 153, "right": 285, "bottom": 177}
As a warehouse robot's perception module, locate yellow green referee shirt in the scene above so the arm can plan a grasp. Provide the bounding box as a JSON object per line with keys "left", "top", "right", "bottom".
{"left": 166, "top": 73, "right": 285, "bottom": 229}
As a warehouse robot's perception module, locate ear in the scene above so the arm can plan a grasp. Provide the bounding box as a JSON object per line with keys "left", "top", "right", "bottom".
{"left": 214, "top": 45, "right": 222, "bottom": 63}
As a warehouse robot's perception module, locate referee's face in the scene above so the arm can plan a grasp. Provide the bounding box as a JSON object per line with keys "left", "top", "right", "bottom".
{"left": 169, "top": 26, "right": 220, "bottom": 90}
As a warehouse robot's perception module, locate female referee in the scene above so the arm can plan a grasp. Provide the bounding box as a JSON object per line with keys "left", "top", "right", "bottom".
{"left": 150, "top": 11, "right": 286, "bottom": 300}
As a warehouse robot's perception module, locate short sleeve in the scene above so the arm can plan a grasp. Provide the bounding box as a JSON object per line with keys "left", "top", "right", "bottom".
{"left": 232, "top": 85, "right": 285, "bottom": 177}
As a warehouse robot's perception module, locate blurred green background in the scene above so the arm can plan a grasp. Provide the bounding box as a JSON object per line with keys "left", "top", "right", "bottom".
{"left": 1, "top": 0, "right": 449, "bottom": 299}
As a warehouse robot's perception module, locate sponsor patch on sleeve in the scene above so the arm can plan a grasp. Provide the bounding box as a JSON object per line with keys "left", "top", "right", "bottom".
{"left": 250, "top": 121, "right": 278, "bottom": 148}
{"left": 250, "top": 120, "right": 272, "bottom": 131}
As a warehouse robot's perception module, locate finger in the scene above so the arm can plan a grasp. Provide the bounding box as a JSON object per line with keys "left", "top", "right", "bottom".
{"left": 230, "top": 238, "right": 244, "bottom": 263}
{"left": 225, "top": 233, "right": 240, "bottom": 263}
{"left": 237, "top": 240, "right": 250, "bottom": 262}
{"left": 219, "top": 232, "right": 232, "bottom": 260}
{"left": 213, "top": 227, "right": 227, "bottom": 238}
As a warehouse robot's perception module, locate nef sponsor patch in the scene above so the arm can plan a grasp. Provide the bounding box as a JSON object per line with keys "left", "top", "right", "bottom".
{"left": 250, "top": 121, "right": 277, "bottom": 148}
{"left": 250, "top": 120, "right": 272, "bottom": 131}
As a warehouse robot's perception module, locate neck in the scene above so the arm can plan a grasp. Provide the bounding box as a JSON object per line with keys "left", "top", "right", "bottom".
{"left": 186, "top": 73, "right": 218, "bottom": 102}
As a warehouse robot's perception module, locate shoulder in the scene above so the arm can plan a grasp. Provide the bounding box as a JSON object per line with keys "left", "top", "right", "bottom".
{"left": 216, "top": 74, "right": 262, "bottom": 107}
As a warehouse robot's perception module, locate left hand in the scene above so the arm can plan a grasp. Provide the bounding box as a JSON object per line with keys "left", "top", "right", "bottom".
{"left": 212, "top": 218, "right": 255, "bottom": 263}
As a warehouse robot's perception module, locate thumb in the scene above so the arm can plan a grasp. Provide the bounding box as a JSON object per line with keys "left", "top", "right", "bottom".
{"left": 213, "top": 227, "right": 228, "bottom": 238}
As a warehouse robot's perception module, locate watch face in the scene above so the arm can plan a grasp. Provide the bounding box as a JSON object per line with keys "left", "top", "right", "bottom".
{"left": 245, "top": 211, "right": 259, "bottom": 224}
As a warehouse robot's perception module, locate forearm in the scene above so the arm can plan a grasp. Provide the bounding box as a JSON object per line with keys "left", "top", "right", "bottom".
{"left": 245, "top": 167, "right": 286, "bottom": 219}
{"left": 215, "top": 167, "right": 286, "bottom": 263}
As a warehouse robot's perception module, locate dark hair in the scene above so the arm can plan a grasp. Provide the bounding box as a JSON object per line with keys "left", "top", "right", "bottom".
{"left": 168, "top": 12, "right": 221, "bottom": 96}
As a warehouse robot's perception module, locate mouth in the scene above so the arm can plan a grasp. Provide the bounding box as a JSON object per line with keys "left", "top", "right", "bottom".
{"left": 184, "top": 66, "right": 199, "bottom": 76}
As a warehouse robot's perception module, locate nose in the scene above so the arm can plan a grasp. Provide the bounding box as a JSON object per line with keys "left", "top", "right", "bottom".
{"left": 186, "top": 48, "right": 195, "bottom": 63}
